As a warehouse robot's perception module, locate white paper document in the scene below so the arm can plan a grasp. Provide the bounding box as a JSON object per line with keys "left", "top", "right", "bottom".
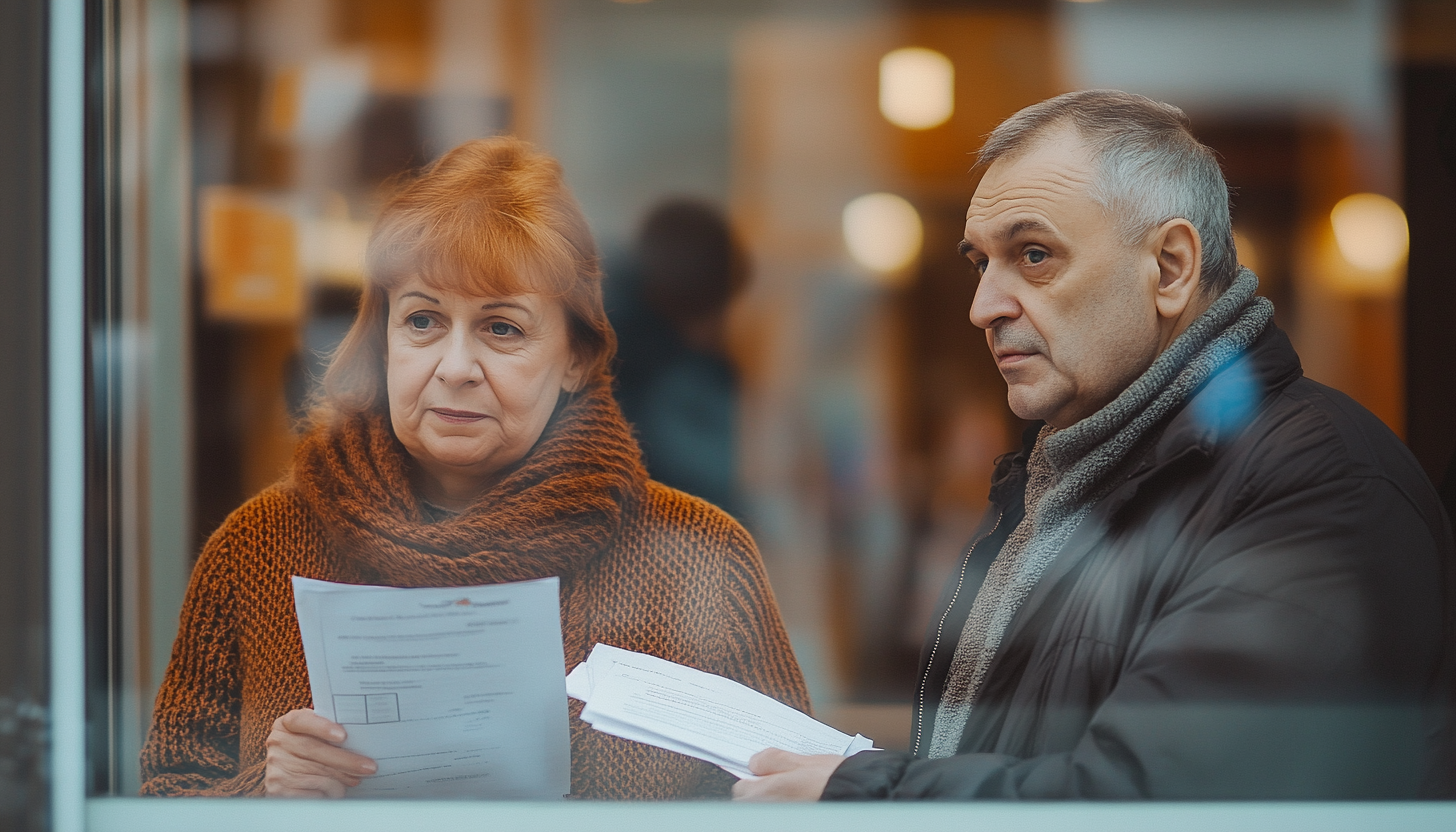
{"left": 567, "top": 643, "right": 876, "bottom": 779}
{"left": 291, "top": 576, "right": 570, "bottom": 799}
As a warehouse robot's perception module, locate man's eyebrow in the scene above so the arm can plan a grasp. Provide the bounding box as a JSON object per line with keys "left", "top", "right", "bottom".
{"left": 958, "top": 219, "right": 1056, "bottom": 258}
{"left": 998, "top": 218, "right": 1055, "bottom": 243}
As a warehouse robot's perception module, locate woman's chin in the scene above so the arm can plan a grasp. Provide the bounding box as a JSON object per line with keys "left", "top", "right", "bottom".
{"left": 424, "top": 449, "right": 498, "bottom": 472}
{"left": 416, "top": 430, "right": 500, "bottom": 463}
{"left": 418, "top": 440, "right": 521, "bottom": 479}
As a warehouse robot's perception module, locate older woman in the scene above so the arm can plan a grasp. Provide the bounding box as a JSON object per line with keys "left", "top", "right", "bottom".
{"left": 139, "top": 137, "right": 809, "bottom": 800}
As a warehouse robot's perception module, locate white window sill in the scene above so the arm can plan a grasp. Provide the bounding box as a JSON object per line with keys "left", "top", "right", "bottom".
{"left": 86, "top": 796, "right": 1456, "bottom": 832}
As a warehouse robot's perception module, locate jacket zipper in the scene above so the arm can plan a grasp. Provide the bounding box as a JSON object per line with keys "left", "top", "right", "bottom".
{"left": 912, "top": 506, "right": 1005, "bottom": 757}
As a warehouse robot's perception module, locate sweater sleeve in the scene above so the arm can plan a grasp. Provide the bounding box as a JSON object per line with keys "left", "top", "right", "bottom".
{"left": 824, "top": 474, "right": 1447, "bottom": 800}
{"left": 713, "top": 519, "right": 813, "bottom": 715}
{"left": 682, "top": 501, "right": 812, "bottom": 797}
{"left": 138, "top": 506, "right": 266, "bottom": 797}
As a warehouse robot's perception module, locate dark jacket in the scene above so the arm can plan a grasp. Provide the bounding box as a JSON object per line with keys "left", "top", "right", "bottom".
{"left": 826, "top": 325, "right": 1454, "bottom": 800}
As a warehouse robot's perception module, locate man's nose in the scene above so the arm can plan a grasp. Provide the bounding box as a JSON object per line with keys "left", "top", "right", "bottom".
{"left": 968, "top": 267, "right": 1021, "bottom": 330}
{"left": 435, "top": 331, "right": 484, "bottom": 386}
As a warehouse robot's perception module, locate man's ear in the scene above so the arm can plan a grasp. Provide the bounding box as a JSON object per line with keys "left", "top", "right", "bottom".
{"left": 1151, "top": 218, "right": 1202, "bottom": 321}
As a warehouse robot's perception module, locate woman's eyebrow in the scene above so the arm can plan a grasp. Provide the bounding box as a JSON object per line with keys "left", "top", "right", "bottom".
{"left": 399, "top": 291, "right": 440, "bottom": 304}
{"left": 481, "top": 301, "right": 530, "bottom": 313}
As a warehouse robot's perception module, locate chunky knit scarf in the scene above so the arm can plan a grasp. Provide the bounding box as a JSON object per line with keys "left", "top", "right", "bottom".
{"left": 290, "top": 382, "right": 649, "bottom": 586}
{"left": 927, "top": 268, "right": 1274, "bottom": 759}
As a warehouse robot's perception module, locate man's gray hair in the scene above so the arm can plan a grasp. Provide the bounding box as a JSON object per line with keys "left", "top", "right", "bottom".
{"left": 978, "top": 89, "right": 1238, "bottom": 296}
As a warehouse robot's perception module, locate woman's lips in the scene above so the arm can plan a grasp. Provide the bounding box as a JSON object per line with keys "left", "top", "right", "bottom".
{"left": 430, "top": 407, "right": 487, "bottom": 424}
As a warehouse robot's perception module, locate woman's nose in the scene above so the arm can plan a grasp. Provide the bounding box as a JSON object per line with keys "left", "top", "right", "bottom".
{"left": 435, "top": 332, "right": 484, "bottom": 386}
{"left": 968, "top": 267, "right": 1021, "bottom": 331}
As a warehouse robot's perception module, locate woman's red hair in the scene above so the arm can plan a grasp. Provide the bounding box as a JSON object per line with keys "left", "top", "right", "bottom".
{"left": 319, "top": 136, "right": 615, "bottom": 419}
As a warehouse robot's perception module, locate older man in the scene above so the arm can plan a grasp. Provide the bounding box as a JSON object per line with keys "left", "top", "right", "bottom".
{"left": 736, "top": 90, "right": 1454, "bottom": 800}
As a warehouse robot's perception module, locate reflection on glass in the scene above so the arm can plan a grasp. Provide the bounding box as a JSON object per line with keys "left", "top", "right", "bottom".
{"left": 99, "top": 0, "right": 1425, "bottom": 804}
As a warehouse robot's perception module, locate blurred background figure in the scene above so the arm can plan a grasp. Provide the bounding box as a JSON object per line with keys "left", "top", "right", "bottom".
{"left": 608, "top": 199, "right": 749, "bottom": 520}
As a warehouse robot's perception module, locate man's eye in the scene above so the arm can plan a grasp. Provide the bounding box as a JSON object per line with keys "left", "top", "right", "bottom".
{"left": 1025, "top": 249, "right": 1048, "bottom": 265}
{"left": 407, "top": 314, "right": 432, "bottom": 330}
{"left": 972, "top": 259, "right": 988, "bottom": 274}
{"left": 488, "top": 321, "right": 521, "bottom": 337}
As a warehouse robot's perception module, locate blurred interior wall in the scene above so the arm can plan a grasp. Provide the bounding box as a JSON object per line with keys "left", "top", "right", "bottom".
{"left": 1402, "top": 0, "right": 1456, "bottom": 491}
{"left": 731, "top": 10, "right": 903, "bottom": 707}
{"left": 542, "top": 0, "right": 750, "bottom": 252}
{"left": 1059, "top": 0, "right": 1394, "bottom": 170}
{"left": 1061, "top": 0, "right": 1406, "bottom": 436}
{"left": 730, "top": 7, "right": 1062, "bottom": 707}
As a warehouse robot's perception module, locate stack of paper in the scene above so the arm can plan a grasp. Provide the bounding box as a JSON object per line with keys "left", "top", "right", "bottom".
{"left": 292, "top": 576, "right": 571, "bottom": 799}
{"left": 566, "top": 643, "right": 876, "bottom": 779}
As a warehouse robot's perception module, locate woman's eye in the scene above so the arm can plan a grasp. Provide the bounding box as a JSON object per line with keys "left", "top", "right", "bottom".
{"left": 488, "top": 321, "right": 521, "bottom": 337}
{"left": 1024, "top": 249, "right": 1048, "bottom": 265}
{"left": 407, "top": 314, "right": 433, "bottom": 330}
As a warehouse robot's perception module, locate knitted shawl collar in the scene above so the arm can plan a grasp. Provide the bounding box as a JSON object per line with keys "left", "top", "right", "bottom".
{"left": 291, "top": 383, "right": 648, "bottom": 586}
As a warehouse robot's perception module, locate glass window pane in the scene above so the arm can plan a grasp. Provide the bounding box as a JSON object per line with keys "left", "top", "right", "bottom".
{"left": 90, "top": 0, "right": 1456, "bottom": 816}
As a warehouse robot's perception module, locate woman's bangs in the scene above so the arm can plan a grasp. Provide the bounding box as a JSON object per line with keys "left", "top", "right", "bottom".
{"left": 396, "top": 220, "right": 579, "bottom": 303}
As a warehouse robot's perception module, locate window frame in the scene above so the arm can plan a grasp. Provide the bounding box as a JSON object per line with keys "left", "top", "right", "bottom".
{"left": 48, "top": 0, "right": 1456, "bottom": 829}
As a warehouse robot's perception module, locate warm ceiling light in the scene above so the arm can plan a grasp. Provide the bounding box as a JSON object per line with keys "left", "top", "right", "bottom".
{"left": 1330, "top": 193, "right": 1408, "bottom": 271}
{"left": 879, "top": 47, "right": 954, "bottom": 130}
{"left": 843, "top": 193, "right": 923, "bottom": 275}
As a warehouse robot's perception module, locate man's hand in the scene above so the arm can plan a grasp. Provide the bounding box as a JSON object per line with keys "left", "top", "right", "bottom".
{"left": 263, "top": 709, "right": 377, "bottom": 798}
{"left": 731, "top": 748, "right": 845, "bottom": 802}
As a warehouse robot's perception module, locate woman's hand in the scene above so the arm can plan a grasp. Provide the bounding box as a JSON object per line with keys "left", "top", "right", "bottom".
{"left": 263, "top": 709, "right": 377, "bottom": 798}
{"left": 731, "top": 748, "right": 844, "bottom": 802}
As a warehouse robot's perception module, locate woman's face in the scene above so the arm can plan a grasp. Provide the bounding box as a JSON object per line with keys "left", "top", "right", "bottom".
{"left": 385, "top": 274, "right": 584, "bottom": 504}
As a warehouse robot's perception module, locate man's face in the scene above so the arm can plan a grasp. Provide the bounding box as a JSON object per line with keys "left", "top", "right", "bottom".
{"left": 962, "top": 129, "right": 1163, "bottom": 429}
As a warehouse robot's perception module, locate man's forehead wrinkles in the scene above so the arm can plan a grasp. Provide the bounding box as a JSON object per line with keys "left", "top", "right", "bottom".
{"left": 962, "top": 212, "right": 1060, "bottom": 246}
{"left": 970, "top": 174, "right": 1091, "bottom": 207}
{"left": 968, "top": 192, "right": 1065, "bottom": 216}
{"left": 964, "top": 195, "right": 1061, "bottom": 230}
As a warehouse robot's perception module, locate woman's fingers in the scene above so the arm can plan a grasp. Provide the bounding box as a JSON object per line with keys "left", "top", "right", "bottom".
{"left": 268, "top": 734, "right": 376, "bottom": 778}
{"left": 269, "top": 709, "right": 376, "bottom": 774}
{"left": 265, "top": 750, "right": 365, "bottom": 785}
{"left": 263, "top": 745, "right": 363, "bottom": 796}
{"left": 264, "top": 757, "right": 356, "bottom": 798}
{"left": 277, "top": 708, "right": 348, "bottom": 743}
{"left": 264, "top": 708, "right": 376, "bottom": 798}
{"left": 264, "top": 739, "right": 367, "bottom": 796}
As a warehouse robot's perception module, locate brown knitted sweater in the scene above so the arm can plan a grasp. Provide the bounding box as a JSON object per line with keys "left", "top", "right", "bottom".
{"left": 139, "top": 385, "right": 808, "bottom": 799}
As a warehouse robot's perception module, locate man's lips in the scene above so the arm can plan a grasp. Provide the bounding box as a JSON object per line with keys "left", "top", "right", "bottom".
{"left": 994, "top": 351, "right": 1039, "bottom": 367}
{"left": 429, "top": 407, "right": 487, "bottom": 424}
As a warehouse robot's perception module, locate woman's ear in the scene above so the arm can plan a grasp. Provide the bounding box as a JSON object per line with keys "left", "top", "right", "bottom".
{"left": 561, "top": 350, "right": 588, "bottom": 394}
{"left": 1152, "top": 218, "right": 1202, "bottom": 322}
